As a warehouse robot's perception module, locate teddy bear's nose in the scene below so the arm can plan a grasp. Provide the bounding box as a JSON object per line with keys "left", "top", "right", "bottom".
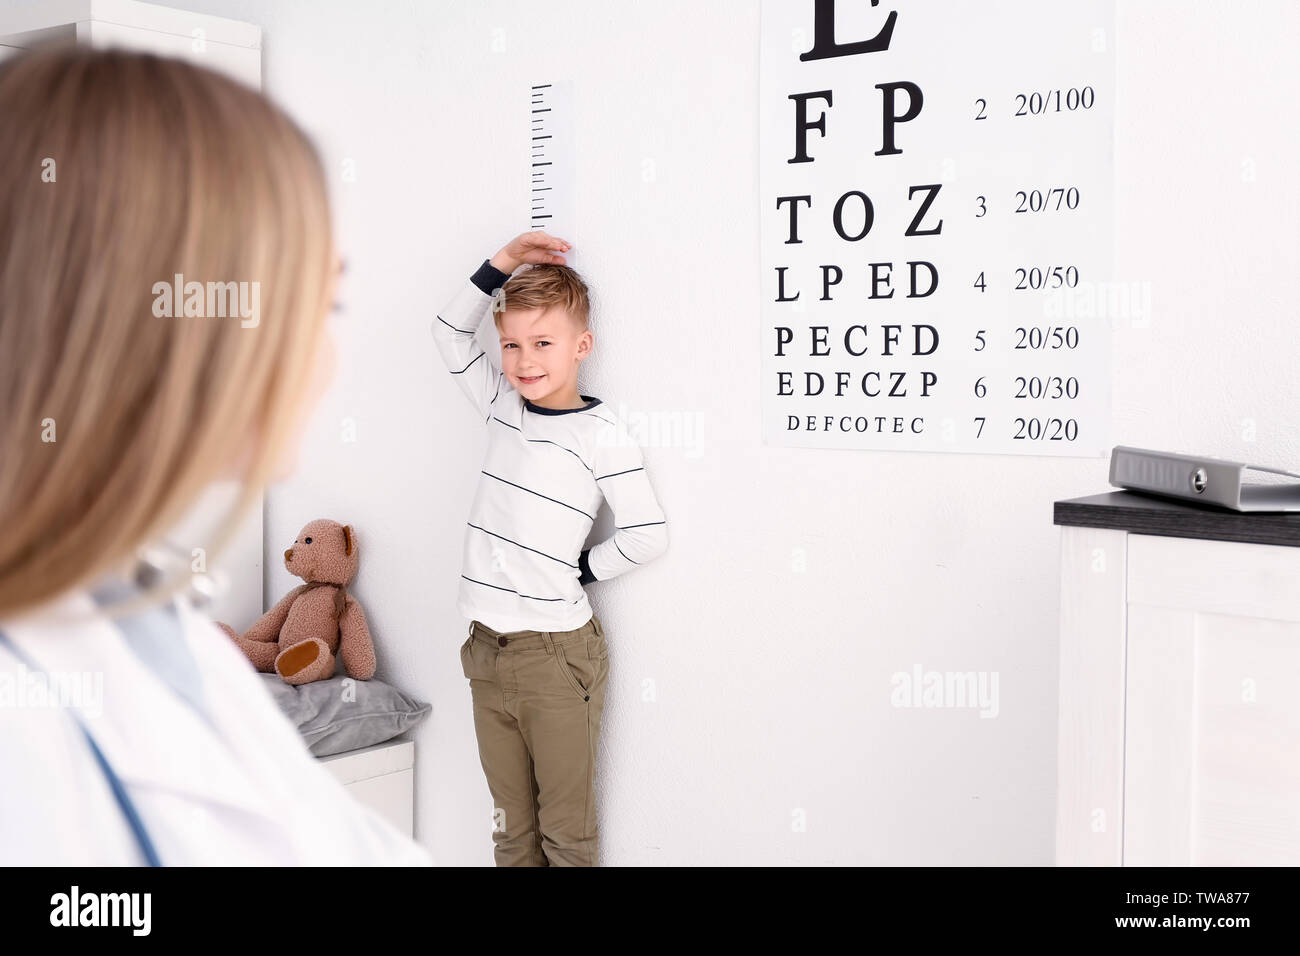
{"left": 284, "top": 548, "right": 294, "bottom": 562}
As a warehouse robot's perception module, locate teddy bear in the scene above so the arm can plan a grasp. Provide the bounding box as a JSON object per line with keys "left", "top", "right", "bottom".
{"left": 216, "top": 518, "right": 377, "bottom": 685}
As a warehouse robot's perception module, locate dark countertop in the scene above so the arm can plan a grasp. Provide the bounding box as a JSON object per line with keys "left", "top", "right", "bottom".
{"left": 1054, "top": 491, "right": 1300, "bottom": 548}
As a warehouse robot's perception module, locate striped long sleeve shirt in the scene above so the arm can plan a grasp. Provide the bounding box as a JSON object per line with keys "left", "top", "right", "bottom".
{"left": 431, "top": 259, "right": 669, "bottom": 634}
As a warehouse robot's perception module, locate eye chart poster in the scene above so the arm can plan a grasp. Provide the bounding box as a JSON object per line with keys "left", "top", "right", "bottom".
{"left": 760, "top": 1, "right": 1115, "bottom": 457}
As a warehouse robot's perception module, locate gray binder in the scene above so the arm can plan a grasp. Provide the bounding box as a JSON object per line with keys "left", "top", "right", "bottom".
{"left": 1109, "top": 445, "right": 1300, "bottom": 512}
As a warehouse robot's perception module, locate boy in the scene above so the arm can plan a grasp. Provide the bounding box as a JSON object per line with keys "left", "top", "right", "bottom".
{"left": 431, "top": 230, "right": 669, "bottom": 866}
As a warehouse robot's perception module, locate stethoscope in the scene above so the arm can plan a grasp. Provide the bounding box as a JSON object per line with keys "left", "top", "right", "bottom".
{"left": 0, "top": 542, "right": 229, "bottom": 866}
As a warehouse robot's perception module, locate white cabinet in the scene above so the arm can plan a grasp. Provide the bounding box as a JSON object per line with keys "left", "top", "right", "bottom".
{"left": 1055, "top": 492, "right": 1300, "bottom": 865}
{"left": 318, "top": 740, "right": 417, "bottom": 839}
{"left": 0, "top": 0, "right": 260, "bottom": 86}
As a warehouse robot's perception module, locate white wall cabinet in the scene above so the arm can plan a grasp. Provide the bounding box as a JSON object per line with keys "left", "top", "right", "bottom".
{"left": 1055, "top": 491, "right": 1300, "bottom": 865}
{"left": 0, "top": 0, "right": 259, "bottom": 85}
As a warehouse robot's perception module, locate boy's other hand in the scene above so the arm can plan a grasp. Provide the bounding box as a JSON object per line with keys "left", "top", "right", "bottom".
{"left": 490, "top": 231, "right": 572, "bottom": 275}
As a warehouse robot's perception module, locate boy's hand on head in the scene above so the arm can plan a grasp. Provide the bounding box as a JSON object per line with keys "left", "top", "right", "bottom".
{"left": 490, "top": 231, "right": 572, "bottom": 275}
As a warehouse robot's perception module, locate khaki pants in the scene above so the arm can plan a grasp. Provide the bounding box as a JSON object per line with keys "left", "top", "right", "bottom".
{"left": 459, "top": 614, "right": 608, "bottom": 866}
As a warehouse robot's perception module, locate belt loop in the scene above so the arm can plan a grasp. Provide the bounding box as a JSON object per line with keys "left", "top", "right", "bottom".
{"left": 541, "top": 631, "right": 555, "bottom": 657}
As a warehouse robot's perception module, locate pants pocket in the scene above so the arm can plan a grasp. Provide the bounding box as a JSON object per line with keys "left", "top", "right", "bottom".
{"left": 553, "top": 642, "right": 593, "bottom": 701}
{"left": 460, "top": 635, "right": 473, "bottom": 680}
{"left": 590, "top": 616, "right": 609, "bottom": 663}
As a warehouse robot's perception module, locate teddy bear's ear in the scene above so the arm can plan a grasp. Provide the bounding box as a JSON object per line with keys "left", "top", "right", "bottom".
{"left": 342, "top": 524, "right": 354, "bottom": 556}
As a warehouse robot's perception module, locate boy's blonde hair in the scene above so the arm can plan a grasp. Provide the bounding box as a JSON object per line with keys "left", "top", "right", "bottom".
{"left": 494, "top": 263, "right": 591, "bottom": 332}
{"left": 0, "top": 47, "right": 334, "bottom": 619}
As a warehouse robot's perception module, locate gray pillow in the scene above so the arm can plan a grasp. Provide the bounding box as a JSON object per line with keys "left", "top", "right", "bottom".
{"left": 255, "top": 673, "right": 431, "bottom": 757}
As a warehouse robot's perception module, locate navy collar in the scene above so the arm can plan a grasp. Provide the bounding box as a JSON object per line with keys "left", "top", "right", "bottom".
{"left": 523, "top": 394, "right": 602, "bottom": 416}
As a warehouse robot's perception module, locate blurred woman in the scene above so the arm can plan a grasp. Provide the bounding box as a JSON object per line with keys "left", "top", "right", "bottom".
{"left": 0, "top": 46, "right": 432, "bottom": 865}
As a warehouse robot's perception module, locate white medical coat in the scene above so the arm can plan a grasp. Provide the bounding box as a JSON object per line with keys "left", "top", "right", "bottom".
{"left": 0, "top": 580, "right": 434, "bottom": 866}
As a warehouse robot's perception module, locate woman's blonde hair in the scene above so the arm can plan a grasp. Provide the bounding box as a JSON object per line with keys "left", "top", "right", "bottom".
{"left": 0, "top": 47, "right": 333, "bottom": 620}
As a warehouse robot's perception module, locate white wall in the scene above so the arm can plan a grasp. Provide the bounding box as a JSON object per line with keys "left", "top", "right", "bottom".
{"left": 43, "top": 0, "right": 1300, "bottom": 864}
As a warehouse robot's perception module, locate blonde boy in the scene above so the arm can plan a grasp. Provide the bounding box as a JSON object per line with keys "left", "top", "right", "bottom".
{"left": 432, "top": 231, "right": 668, "bottom": 865}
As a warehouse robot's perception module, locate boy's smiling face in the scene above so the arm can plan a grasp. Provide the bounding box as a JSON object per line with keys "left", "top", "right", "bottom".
{"left": 497, "top": 304, "right": 592, "bottom": 408}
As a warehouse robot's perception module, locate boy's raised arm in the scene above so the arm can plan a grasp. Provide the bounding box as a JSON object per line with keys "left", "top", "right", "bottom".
{"left": 431, "top": 233, "right": 572, "bottom": 422}
{"left": 430, "top": 259, "right": 513, "bottom": 422}
{"left": 579, "top": 419, "right": 669, "bottom": 584}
